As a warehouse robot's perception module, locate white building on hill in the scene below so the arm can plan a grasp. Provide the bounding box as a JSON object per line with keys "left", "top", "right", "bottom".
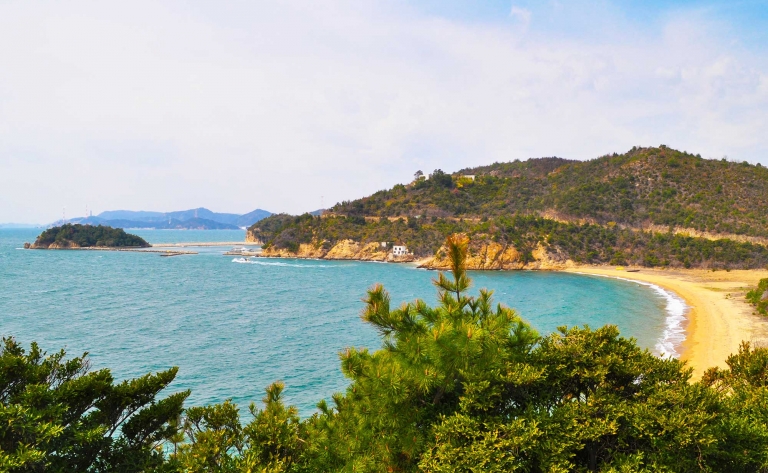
{"left": 392, "top": 245, "right": 408, "bottom": 256}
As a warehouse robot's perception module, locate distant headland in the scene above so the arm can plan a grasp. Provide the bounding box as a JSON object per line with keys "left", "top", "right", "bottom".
{"left": 57, "top": 207, "right": 273, "bottom": 230}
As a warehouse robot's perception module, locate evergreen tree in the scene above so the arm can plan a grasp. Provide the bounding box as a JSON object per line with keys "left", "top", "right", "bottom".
{"left": 0, "top": 337, "right": 188, "bottom": 472}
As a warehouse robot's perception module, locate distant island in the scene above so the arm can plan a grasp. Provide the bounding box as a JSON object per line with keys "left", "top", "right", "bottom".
{"left": 249, "top": 146, "right": 768, "bottom": 270}
{"left": 62, "top": 207, "right": 272, "bottom": 230}
{"left": 28, "top": 224, "right": 150, "bottom": 249}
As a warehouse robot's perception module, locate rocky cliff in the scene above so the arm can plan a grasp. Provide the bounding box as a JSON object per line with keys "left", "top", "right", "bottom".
{"left": 258, "top": 237, "right": 576, "bottom": 269}
{"left": 259, "top": 239, "right": 415, "bottom": 262}
{"left": 30, "top": 240, "right": 82, "bottom": 249}
{"left": 418, "top": 241, "right": 575, "bottom": 270}
{"left": 245, "top": 229, "right": 263, "bottom": 244}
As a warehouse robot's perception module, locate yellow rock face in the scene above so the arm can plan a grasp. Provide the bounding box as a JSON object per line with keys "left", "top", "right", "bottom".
{"left": 324, "top": 239, "right": 362, "bottom": 259}
{"left": 245, "top": 229, "right": 263, "bottom": 244}
{"left": 40, "top": 240, "right": 81, "bottom": 249}
{"left": 259, "top": 239, "right": 413, "bottom": 262}
{"left": 258, "top": 238, "right": 571, "bottom": 269}
{"left": 260, "top": 243, "right": 325, "bottom": 259}
{"left": 419, "top": 241, "right": 573, "bottom": 270}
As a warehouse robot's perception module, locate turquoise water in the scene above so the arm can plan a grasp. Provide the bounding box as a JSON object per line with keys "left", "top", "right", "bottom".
{"left": 0, "top": 229, "right": 679, "bottom": 414}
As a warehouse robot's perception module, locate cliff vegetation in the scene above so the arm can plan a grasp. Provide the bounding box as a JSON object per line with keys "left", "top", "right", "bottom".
{"left": 250, "top": 214, "right": 768, "bottom": 270}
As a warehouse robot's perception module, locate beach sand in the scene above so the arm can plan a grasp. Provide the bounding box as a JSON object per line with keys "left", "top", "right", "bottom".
{"left": 563, "top": 267, "right": 768, "bottom": 379}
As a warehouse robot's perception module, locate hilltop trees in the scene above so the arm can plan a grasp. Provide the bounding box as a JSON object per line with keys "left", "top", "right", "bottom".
{"left": 332, "top": 147, "right": 768, "bottom": 238}
{"left": 428, "top": 169, "right": 454, "bottom": 189}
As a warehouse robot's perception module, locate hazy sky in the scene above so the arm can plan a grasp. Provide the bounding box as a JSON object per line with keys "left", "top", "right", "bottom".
{"left": 1, "top": 1, "right": 767, "bottom": 223}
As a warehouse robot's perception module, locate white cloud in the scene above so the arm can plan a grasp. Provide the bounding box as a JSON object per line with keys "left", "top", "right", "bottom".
{"left": 509, "top": 6, "right": 532, "bottom": 27}
{"left": 0, "top": 1, "right": 766, "bottom": 222}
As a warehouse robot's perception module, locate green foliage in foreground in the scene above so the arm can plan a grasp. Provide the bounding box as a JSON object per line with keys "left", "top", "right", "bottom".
{"left": 747, "top": 278, "right": 768, "bottom": 316}
{"left": 0, "top": 338, "right": 188, "bottom": 472}
{"left": 5, "top": 235, "right": 768, "bottom": 471}
{"left": 33, "top": 224, "right": 150, "bottom": 248}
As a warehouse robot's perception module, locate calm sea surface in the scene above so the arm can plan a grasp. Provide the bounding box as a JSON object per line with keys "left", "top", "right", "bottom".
{"left": 0, "top": 229, "right": 680, "bottom": 414}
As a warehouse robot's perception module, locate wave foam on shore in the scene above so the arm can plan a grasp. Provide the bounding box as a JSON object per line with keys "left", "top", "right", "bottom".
{"left": 231, "top": 257, "right": 352, "bottom": 268}
{"left": 575, "top": 272, "right": 689, "bottom": 359}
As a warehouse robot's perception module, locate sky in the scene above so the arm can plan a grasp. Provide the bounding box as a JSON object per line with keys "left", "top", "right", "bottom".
{"left": 1, "top": 1, "right": 767, "bottom": 223}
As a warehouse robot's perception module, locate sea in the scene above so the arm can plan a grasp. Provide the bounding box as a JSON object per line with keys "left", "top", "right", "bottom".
{"left": 0, "top": 229, "right": 687, "bottom": 414}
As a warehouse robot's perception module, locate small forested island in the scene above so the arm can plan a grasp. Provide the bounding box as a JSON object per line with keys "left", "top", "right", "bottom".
{"left": 249, "top": 146, "right": 768, "bottom": 270}
{"left": 28, "top": 224, "right": 150, "bottom": 249}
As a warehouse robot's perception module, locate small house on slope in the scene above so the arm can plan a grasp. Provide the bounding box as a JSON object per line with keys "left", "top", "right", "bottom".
{"left": 392, "top": 245, "right": 408, "bottom": 256}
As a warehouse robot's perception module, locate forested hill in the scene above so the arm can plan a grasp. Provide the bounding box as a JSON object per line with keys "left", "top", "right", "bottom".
{"left": 332, "top": 146, "right": 768, "bottom": 238}
{"left": 30, "top": 224, "right": 150, "bottom": 249}
{"left": 249, "top": 146, "right": 768, "bottom": 270}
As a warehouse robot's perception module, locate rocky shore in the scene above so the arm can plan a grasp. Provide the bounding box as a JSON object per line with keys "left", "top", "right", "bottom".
{"left": 419, "top": 241, "right": 575, "bottom": 270}
{"left": 254, "top": 237, "right": 577, "bottom": 270}
{"left": 257, "top": 239, "right": 416, "bottom": 263}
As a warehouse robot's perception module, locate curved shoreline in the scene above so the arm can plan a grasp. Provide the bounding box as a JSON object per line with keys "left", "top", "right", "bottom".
{"left": 248, "top": 253, "right": 768, "bottom": 379}
{"left": 572, "top": 271, "right": 688, "bottom": 359}
{"left": 563, "top": 267, "right": 768, "bottom": 379}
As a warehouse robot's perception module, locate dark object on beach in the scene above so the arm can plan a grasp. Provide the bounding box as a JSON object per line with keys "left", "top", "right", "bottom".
{"left": 626, "top": 269, "right": 640, "bottom": 272}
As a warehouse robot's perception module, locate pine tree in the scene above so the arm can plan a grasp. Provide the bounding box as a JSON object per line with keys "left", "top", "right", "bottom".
{"left": 0, "top": 337, "right": 188, "bottom": 472}
{"left": 302, "top": 233, "right": 538, "bottom": 471}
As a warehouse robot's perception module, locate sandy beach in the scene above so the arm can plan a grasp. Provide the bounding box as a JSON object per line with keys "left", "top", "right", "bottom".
{"left": 564, "top": 266, "right": 768, "bottom": 379}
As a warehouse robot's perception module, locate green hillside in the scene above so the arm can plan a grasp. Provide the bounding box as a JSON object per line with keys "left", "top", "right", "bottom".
{"left": 253, "top": 214, "right": 768, "bottom": 269}
{"left": 333, "top": 146, "right": 768, "bottom": 238}
{"left": 251, "top": 146, "right": 768, "bottom": 269}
